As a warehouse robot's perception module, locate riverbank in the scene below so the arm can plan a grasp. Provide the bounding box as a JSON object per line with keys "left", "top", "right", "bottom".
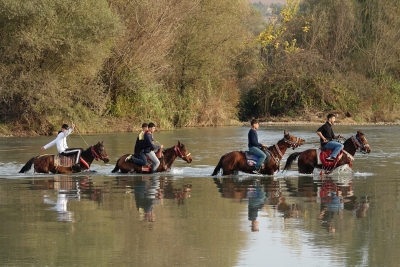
{"left": 1, "top": 114, "right": 400, "bottom": 138}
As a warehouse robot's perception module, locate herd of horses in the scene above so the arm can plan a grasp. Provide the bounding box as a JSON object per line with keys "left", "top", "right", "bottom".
{"left": 18, "top": 130, "right": 371, "bottom": 175}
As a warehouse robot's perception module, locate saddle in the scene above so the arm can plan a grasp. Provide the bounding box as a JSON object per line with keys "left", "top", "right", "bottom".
{"left": 244, "top": 151, "right": 270, "bottom": 167}
{"left": 318, "top": 148, "right": 343, "bottom": 168}
{"left": 141, "top": 149, "right": 164, "bottom": 173}
{"left": 54, "top": 155, "right": 88, "bottom": 169}
{"left": 54, "top": 155, "right": 76, "bottom": 168}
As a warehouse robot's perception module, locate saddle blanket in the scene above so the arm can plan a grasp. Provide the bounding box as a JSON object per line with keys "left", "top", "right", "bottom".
{"left": 54, "top": 155, "right": 76, "bottom": 168}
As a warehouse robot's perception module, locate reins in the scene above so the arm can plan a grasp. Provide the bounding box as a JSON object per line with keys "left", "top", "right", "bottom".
{"left": 268, "top": 137, "right": 299, "bottom": 170}
{"left": 74, "top": 125, "right": 89, "bottom": 147}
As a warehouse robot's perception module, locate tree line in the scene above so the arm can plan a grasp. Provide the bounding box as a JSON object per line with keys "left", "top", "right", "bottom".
{"left": 0, "top": 0, "right": 399, "bottom": 135}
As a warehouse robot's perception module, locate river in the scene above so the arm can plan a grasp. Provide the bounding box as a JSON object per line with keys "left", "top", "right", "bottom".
{"left": 0, "top": 125, "right": 398, "bottom": 267}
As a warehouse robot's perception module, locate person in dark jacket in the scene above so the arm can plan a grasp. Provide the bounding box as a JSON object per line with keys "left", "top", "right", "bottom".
{"left": 248, "top": 119, "right": 269, "bottom": 173}
{"left": 126, "top": 123, "right": 148, "bottom": 165}
{"left": 143, "top": 122, "right": 163, "bottom": 173}
{"left": 316, "top": 114, "right": 344, "bottom": 161}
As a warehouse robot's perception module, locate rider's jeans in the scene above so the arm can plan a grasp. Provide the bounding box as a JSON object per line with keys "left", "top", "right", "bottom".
{"left": 145, "top": 151, "right": 160, "bottom": 172}
{"left": 323, "top": 141, "right": 344, "bottom": 158}
{"left": 133, "top": 152, "right": 147, "bottom": 166}
{"left": 249, "top": 146, "right": 266, "bottom": 170}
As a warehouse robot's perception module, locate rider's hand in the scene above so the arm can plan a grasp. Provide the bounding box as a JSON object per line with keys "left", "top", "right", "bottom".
{"left": 71, "top": 123, "right": 75, "bottom": 129}
{"left": 160, "top": 145, "right": 164, "bottom": 148}
{"left": 338, "top": 134, "right": 343, "bottom": 139}
{"left": 41, "top": 147, "right": 45, "bottom": 153}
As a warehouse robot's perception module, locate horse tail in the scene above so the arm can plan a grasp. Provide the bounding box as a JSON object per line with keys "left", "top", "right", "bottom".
{"left": 111, "top": 158, "right": 120, "bottom": 173}
{"left": 283, "top": 152, "right": 301, "bottom": 171}
{"left": 211, "top": 154, "right": 226, "bottom": 176}
{"left": 19, "top": 157, "right": 36, "bottom": 173}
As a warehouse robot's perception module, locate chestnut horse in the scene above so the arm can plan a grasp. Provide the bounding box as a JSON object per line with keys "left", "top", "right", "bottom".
{"left": 211, "top": 131, "right": 305, "bottom": 176}
{"left": 283, "top": 130, "right": 371, "bottom": 174}
{"left": 111, "top": 141, "right": 192, "bottom": 173}
{"left": 19, "top": 141, "right": 110, "bottom": 174}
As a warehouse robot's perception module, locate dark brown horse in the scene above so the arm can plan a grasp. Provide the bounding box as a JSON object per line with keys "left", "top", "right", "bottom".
{"left": 19, "top": 142, "right": 110, "bottom": 174}
{"left": 283, "top": 130, "right": 371, "bottom": 174}
{"left": 111, "top": 141, "right": 192, "bottom": 173}
{"left": 211, "top": 131, "right": 305, "bottom": 176}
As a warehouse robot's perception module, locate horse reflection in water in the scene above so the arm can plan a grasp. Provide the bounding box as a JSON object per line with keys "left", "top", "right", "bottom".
{"left": 317, "top": 176, "right": 370, "bottom": 232}
{"left": 116, "top": 176, "right": 192, "bottom": 222}
{"left": 213, "top": 177, "right": 303, "bottom": 232}
{"left": 31, "top": 176, "right": 104, "bottom": 222}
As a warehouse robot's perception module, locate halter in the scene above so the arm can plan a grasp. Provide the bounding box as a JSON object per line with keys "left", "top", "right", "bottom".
{"left": 174, "top": 145, "right": 191, "bottom": 159}
{"left": 351, "top": 135, "right": 369, "bottom": 153}
{"left": 91, "top": 145, "right": 108, "bottom": 161}
{"left": 283, "top": 136, "right": 302, "bottom": 149}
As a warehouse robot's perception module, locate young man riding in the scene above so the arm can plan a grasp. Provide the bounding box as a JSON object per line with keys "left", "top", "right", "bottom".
{"left": 41, "top": 123, "right": 83, "bottom": 170}
{"left": 316, "top": 114, "right": 344, "bottom": 161}
{"left": 143, "top": 122, "right": 163, "bottom": 173}
{"left": 248, "top": 119, "right": 269, "bottom": 174}
{"left": 126, "top": 123, "right": 148, "bottom": 165}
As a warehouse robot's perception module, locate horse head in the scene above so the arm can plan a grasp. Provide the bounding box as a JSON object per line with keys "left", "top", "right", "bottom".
{"left": 283, "top": 130, "right": 306, "bottom": 149}
{"left": 174, "top": 141, "right": 192, "bottom": 163}
{"left": 92, "top": 141, "right": 110, "bottom": 163}
{"left": 353, "top": 130, "right": 371, "bottom": 154}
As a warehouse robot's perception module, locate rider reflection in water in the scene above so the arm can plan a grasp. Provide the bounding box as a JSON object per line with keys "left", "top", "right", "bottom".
{"left": 247, "top": 180, "right": 266, "bottom": 232}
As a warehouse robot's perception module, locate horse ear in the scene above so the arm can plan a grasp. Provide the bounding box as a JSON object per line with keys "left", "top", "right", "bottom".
{"left": 178, "top": 140, "right": 181, "bottom": 146}
{"left": 284, "top": 130, "right": 288, "bottom": 135}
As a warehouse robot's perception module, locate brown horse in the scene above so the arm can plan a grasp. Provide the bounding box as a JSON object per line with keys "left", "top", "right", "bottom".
{"left": 19, "top": 141, "right": 110, "bottom": 174}
{"left": 283, "top": 130, "right": 371, "bottom": 174}
{"left": 211, "top": 131, "right": 305, "bottom": 176}
{"left": 111, "top": 141, "right": 192, "bottom": 173}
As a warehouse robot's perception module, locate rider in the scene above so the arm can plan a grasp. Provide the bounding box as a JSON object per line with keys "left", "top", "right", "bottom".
{"left": 41, "top": 123, "right": 83, "bottom": 170}
{"left": 143, "top": 122, "right": 163, "bottom": 173}
{"left": 317, "top": 113, "right": 344, "bottom": 161}
{"left": 125, "top": 123, "right": 148, "bottom": 165}
{"left": 248, "top": 119, "right": 269, "bottom": 174}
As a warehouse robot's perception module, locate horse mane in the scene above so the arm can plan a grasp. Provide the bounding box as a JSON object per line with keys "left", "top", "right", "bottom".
{"left": 81, "top": 145, "right": 93, "bottom": 157}
{"left": 343, "top": 136, "right": 356, "bottom": 155}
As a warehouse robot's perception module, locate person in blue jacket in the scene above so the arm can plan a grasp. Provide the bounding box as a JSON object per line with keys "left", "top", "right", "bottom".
{"left": 143, "top": 122, "right": 163, "bottom": 173}
{"left": 248, "top": 119, "right": 269, "bottom": 173}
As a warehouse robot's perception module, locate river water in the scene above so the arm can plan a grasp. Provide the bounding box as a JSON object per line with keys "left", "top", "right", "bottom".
{"left": 0, "top": 125, "right": 398, "bottom": 267}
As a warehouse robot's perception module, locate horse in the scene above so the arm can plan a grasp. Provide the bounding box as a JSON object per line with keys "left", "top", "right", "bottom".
{"left": 283, "top": 130, "right": 371, "bottom": 174}
{"left": 19, "top": 141, "right": 110, "bottom": 174}
{"left": 111, "top": 141, "right": 192, "bottom": 173}
{"left": 211, "top": 131, "right": 306, "bottom": 176}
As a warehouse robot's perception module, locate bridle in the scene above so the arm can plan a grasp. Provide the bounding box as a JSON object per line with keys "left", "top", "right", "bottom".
{"left": 174, "top": 145, "right": 191, "bottom": 159}
{"left": 351, "top": 135, "right": 370, "bottom": 153}
{"left": 91, "top": 145, "right": 109, "bottom": 161}
{"left": 267, "top": 135, "right": 303, "bottom": 170}
{"left": 283, "top": 136, "right": 303, "bottom": 149}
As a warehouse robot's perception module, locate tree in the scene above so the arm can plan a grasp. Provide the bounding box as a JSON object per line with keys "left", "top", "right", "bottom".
{"left": 0, "top": 0, "right": 121, "bottom": 132}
